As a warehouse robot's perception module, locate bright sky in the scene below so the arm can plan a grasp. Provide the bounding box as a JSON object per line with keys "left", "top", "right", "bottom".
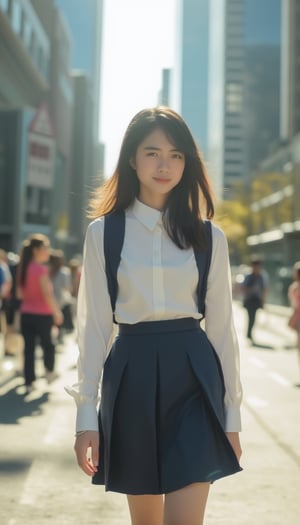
{"left": 100, "top": 0, "right": 177, "bottom": 176}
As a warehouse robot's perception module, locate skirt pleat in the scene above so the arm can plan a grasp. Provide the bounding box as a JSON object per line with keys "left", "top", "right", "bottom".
{"left": 92, "top": 318, "right": 242, "bottom": 494}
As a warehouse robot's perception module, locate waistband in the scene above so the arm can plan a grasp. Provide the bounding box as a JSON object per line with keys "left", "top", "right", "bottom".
{"left": 118, "top": 317, "right": 200, "bottom": 335}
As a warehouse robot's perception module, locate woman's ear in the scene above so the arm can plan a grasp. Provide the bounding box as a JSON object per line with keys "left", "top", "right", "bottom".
{"left": 129, "top": 157, "right": 136, "bottom": 170}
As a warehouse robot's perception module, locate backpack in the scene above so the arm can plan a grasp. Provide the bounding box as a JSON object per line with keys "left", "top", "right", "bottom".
{"left": 103, "top": 211, "right": 212, "bottom": 323}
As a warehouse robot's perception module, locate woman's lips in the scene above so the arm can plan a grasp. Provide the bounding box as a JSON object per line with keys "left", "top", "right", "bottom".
{"left": 153, "top": 177, "right": 171, "bottom": 183}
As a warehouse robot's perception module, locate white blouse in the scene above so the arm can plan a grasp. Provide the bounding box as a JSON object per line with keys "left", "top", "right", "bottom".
{"left": 67, "top": 199, "right": 242, "bottom": 433}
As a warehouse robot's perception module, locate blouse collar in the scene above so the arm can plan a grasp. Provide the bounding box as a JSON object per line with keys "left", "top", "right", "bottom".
{"left": 131, "top": 198, "right": 163, "bottom": 231}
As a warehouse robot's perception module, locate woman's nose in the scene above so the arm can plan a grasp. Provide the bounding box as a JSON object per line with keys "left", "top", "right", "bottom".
{"left": 158, "top": 158, "right": 169, "bottom": 171}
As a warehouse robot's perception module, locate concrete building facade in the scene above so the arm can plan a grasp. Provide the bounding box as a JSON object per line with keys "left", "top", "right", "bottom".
{"left": 0, "top": 0, "right": 59, "bottom": 250}
{"left": 0, "top": 0, "right": 104, "bottom": 255}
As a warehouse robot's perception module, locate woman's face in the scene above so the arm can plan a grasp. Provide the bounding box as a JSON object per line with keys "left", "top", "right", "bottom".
{"left": 131, "top": 128, "right": 185, "bottom": 210}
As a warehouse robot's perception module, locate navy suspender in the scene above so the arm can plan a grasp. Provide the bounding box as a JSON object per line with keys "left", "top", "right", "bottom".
{"left": 104, "top": 211, "right": 212, "bottom": 322}
{"left": 194, "top": 220, "right": 212, "bottom": 319}
{"left": 103, "top": 211, "right": 126, "bottom": 315}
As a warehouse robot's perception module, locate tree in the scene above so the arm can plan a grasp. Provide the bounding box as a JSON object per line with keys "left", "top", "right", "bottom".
{"left": 215, "top": 182, "right": 251, "bottom": 264}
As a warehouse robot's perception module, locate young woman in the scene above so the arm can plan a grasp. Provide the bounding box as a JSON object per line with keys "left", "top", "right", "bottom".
{"left": 288, "top": 261, "right": 300, "bottom": 383}
{"left": 68, "top": 107, "right": 242, "bottom": 525}
{"left": 18, "top": 234, "right": 63, "bottom": 391}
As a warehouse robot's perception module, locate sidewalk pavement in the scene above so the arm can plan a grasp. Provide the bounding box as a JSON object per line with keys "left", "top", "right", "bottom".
{"left": 0, "top": 331, "right": 78, "bottom": 390}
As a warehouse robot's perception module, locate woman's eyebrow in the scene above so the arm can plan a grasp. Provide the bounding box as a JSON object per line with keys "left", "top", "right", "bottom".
{"left": 143, "top": 146, "right": 181, "bottom": 152}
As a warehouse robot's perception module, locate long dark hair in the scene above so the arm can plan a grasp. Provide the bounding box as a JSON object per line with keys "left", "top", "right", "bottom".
{"left": 89, "top": 106, "right": 214, "bottom": 249}
{"left": 49, "top": 249, "right": 64, "bottom": 278}
{"left": 18, "top": 234, "right": 49, "bottom": 286}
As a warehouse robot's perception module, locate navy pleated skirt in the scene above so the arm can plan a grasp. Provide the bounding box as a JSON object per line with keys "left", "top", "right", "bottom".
{"left": 92, "top": 318, "right": 242, "bottom": 494}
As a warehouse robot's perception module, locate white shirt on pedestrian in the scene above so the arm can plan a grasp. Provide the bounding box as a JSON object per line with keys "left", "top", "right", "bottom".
{"left": 67, "top": 199, "right": 242, "bottom": 433}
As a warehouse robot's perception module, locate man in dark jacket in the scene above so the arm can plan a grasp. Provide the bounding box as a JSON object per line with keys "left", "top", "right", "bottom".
{"left": 242, "top": 257, "right": 268, "bottom": 343}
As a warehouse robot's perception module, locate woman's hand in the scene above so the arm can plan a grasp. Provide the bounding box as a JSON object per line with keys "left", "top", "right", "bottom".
{"left": 226, "top": 432, "right": 242, "bottom": 462}
{"left": 53, "top": 310, "right": 64, "bottom": 326}
{"left": 74, "top": 431, "right": 99, "bottom": 476}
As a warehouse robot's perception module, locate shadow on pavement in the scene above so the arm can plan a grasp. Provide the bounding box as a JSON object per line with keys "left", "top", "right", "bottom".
{"left": 0, "top": 387, "right": 49, "bottom": 424}
{"left": 0, "top": 458, "right": 31, "bottom": 474}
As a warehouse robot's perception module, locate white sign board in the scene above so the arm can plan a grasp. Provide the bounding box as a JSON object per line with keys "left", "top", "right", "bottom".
{"left": 27, "top": 104, "right": 55, "bottom": 189}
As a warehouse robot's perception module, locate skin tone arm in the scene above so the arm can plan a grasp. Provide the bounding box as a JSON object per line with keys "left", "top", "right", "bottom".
{"left": 74, "top": 431, "right": 99, "bottom": 476}
{"left": 39, "top": 274, "right": 63, "bottom": 325}
{"left": 226, "top": 432, "right": 242, "bottom": 461}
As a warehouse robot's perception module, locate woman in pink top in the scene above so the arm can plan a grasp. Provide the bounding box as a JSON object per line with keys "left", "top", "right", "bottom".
{"left": 288, "top": 261, "right": 300, "bottom": 384}
{"left": 18, "top": 234, "right": 63, "bottom": 391}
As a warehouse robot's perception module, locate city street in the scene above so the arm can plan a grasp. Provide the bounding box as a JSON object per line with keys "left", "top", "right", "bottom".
{"left": 0, "top": 303, "right": 299, "bottom": 525}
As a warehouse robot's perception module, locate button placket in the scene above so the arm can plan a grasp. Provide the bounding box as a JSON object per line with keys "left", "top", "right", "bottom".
{"left": 152, "top": 225, "right": 165, "bottom": 317}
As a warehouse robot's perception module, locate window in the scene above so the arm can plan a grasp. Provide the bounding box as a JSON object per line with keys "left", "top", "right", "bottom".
{"left": 226, "top": 82, "right": 243, "bottom": 113}
{"left": 11, "top": 0, "right": 22, "bottom": 34}
{"left": 25, "top": 186, "right": 50, "bottom": 225}
{"left": 0, "top": 0, "right": 9, "bottom": 13}
{"left": 20, "top": 8, "right": 31, "bottom": 46}
{"left": 29, "top": 29, "right": 36, "bottom": 60}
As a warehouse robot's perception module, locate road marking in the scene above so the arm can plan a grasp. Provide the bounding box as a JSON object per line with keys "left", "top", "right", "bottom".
{"left": 0, "top": 376, "right": 23, "bottom": 396}
{"left": 247, "top": 356, "right": 266, "bottom": 369}
{"left": 245, "top": 396, "right": 269, "bottom": 408}
{"left": 268, "top": 371, "right": 291, "bottom": 387}
{"left": 19, "top": 459, "right": 44, "bottom": 505}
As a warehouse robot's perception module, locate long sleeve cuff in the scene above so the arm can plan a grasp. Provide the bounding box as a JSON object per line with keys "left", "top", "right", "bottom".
{"left": 76, "top": 403, "right": 99, "bottom": 432}
{"left": 225, "top": 406, "right": 242, "bottom": 432}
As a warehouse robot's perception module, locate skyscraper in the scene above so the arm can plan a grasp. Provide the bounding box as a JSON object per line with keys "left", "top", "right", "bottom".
{"left": 55, "top": 0, "right": 103, "bottom": 141}
{"left": 208, "top": 0, "right": 281, "bottom": 195}
{"left": 173, "top": 0, "right": 210, "bottom": 156}
{"left": 243, "top": 0, "right": 281, "bottom": 176}
{"left": 54, "top": 0, "right": 104, "bottom": 253}
{"left": 281, "top": 0, "right": 300, "bottom": 140}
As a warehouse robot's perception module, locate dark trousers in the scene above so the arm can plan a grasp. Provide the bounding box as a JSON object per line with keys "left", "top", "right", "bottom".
{"left": 245, "top": 306, "right": 257, "bottom": 339}
{"left": 21, "top": 313, "right": 55, "bottom": 385}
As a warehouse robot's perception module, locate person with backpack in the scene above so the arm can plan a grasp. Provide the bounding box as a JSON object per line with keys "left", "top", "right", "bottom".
{"left": 242, "top": 257, "right": 268, "bottom": 344}
{"left": 67, "top": 107, "right": 242, "bottom": 525}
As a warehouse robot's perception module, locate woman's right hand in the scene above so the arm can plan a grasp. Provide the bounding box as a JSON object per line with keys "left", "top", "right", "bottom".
{"left": 53, "top": 310, "right": 64, "bottom": 326}
{"left": 74, "top": 430, "right": 99, "bottom": 476}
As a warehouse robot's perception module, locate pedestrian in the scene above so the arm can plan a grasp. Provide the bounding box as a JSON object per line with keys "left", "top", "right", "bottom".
{"left": 242, "top": 256, "right": 268, "bottom": 344}
{"left": 67, "top": 107, "right": 242, "bottom": 525}
{"left": 2, "top": 252, "right": 22, "bottom": 356}
{"left": 287, "top": 261, "right": 300, "bottom": 384}
{"left": 0, "top": 249, "right": 12, "bottom": 346}
{"left": 0, "top": 249, "right": 12, "bottom": 302}
{"left": 49, "top": 249, "right": 74, "bottom": 342}
{"left": 17, "top": 234, "right": 63, "bottom": 392}
{"left": 68, "top": 257, "right": 81, "bottom": 300}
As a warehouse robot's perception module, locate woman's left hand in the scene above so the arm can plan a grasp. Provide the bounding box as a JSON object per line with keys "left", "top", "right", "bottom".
{"left": 226, "top": 432, "right": 242, "bottom": 462}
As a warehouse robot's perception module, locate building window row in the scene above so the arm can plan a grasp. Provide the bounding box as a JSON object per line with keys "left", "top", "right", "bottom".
{"left": 26, "top": 185, "right": 50, "bottom": 225}
{"left": 0, "top": 0, "right": 50, "bottom": 80}
{"left": 225, "top": 158, "right": 243, "bottom": 166}
{"left": 224, "top": 171, "right": 242, "bottom": 179}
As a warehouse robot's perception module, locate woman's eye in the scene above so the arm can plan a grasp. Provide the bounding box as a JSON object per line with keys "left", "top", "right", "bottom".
{"left": 173, "top": 153, "right": 183, "bottom": 160}
{"left": 147, "top": 152, "right": 158, "bottom": 157}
